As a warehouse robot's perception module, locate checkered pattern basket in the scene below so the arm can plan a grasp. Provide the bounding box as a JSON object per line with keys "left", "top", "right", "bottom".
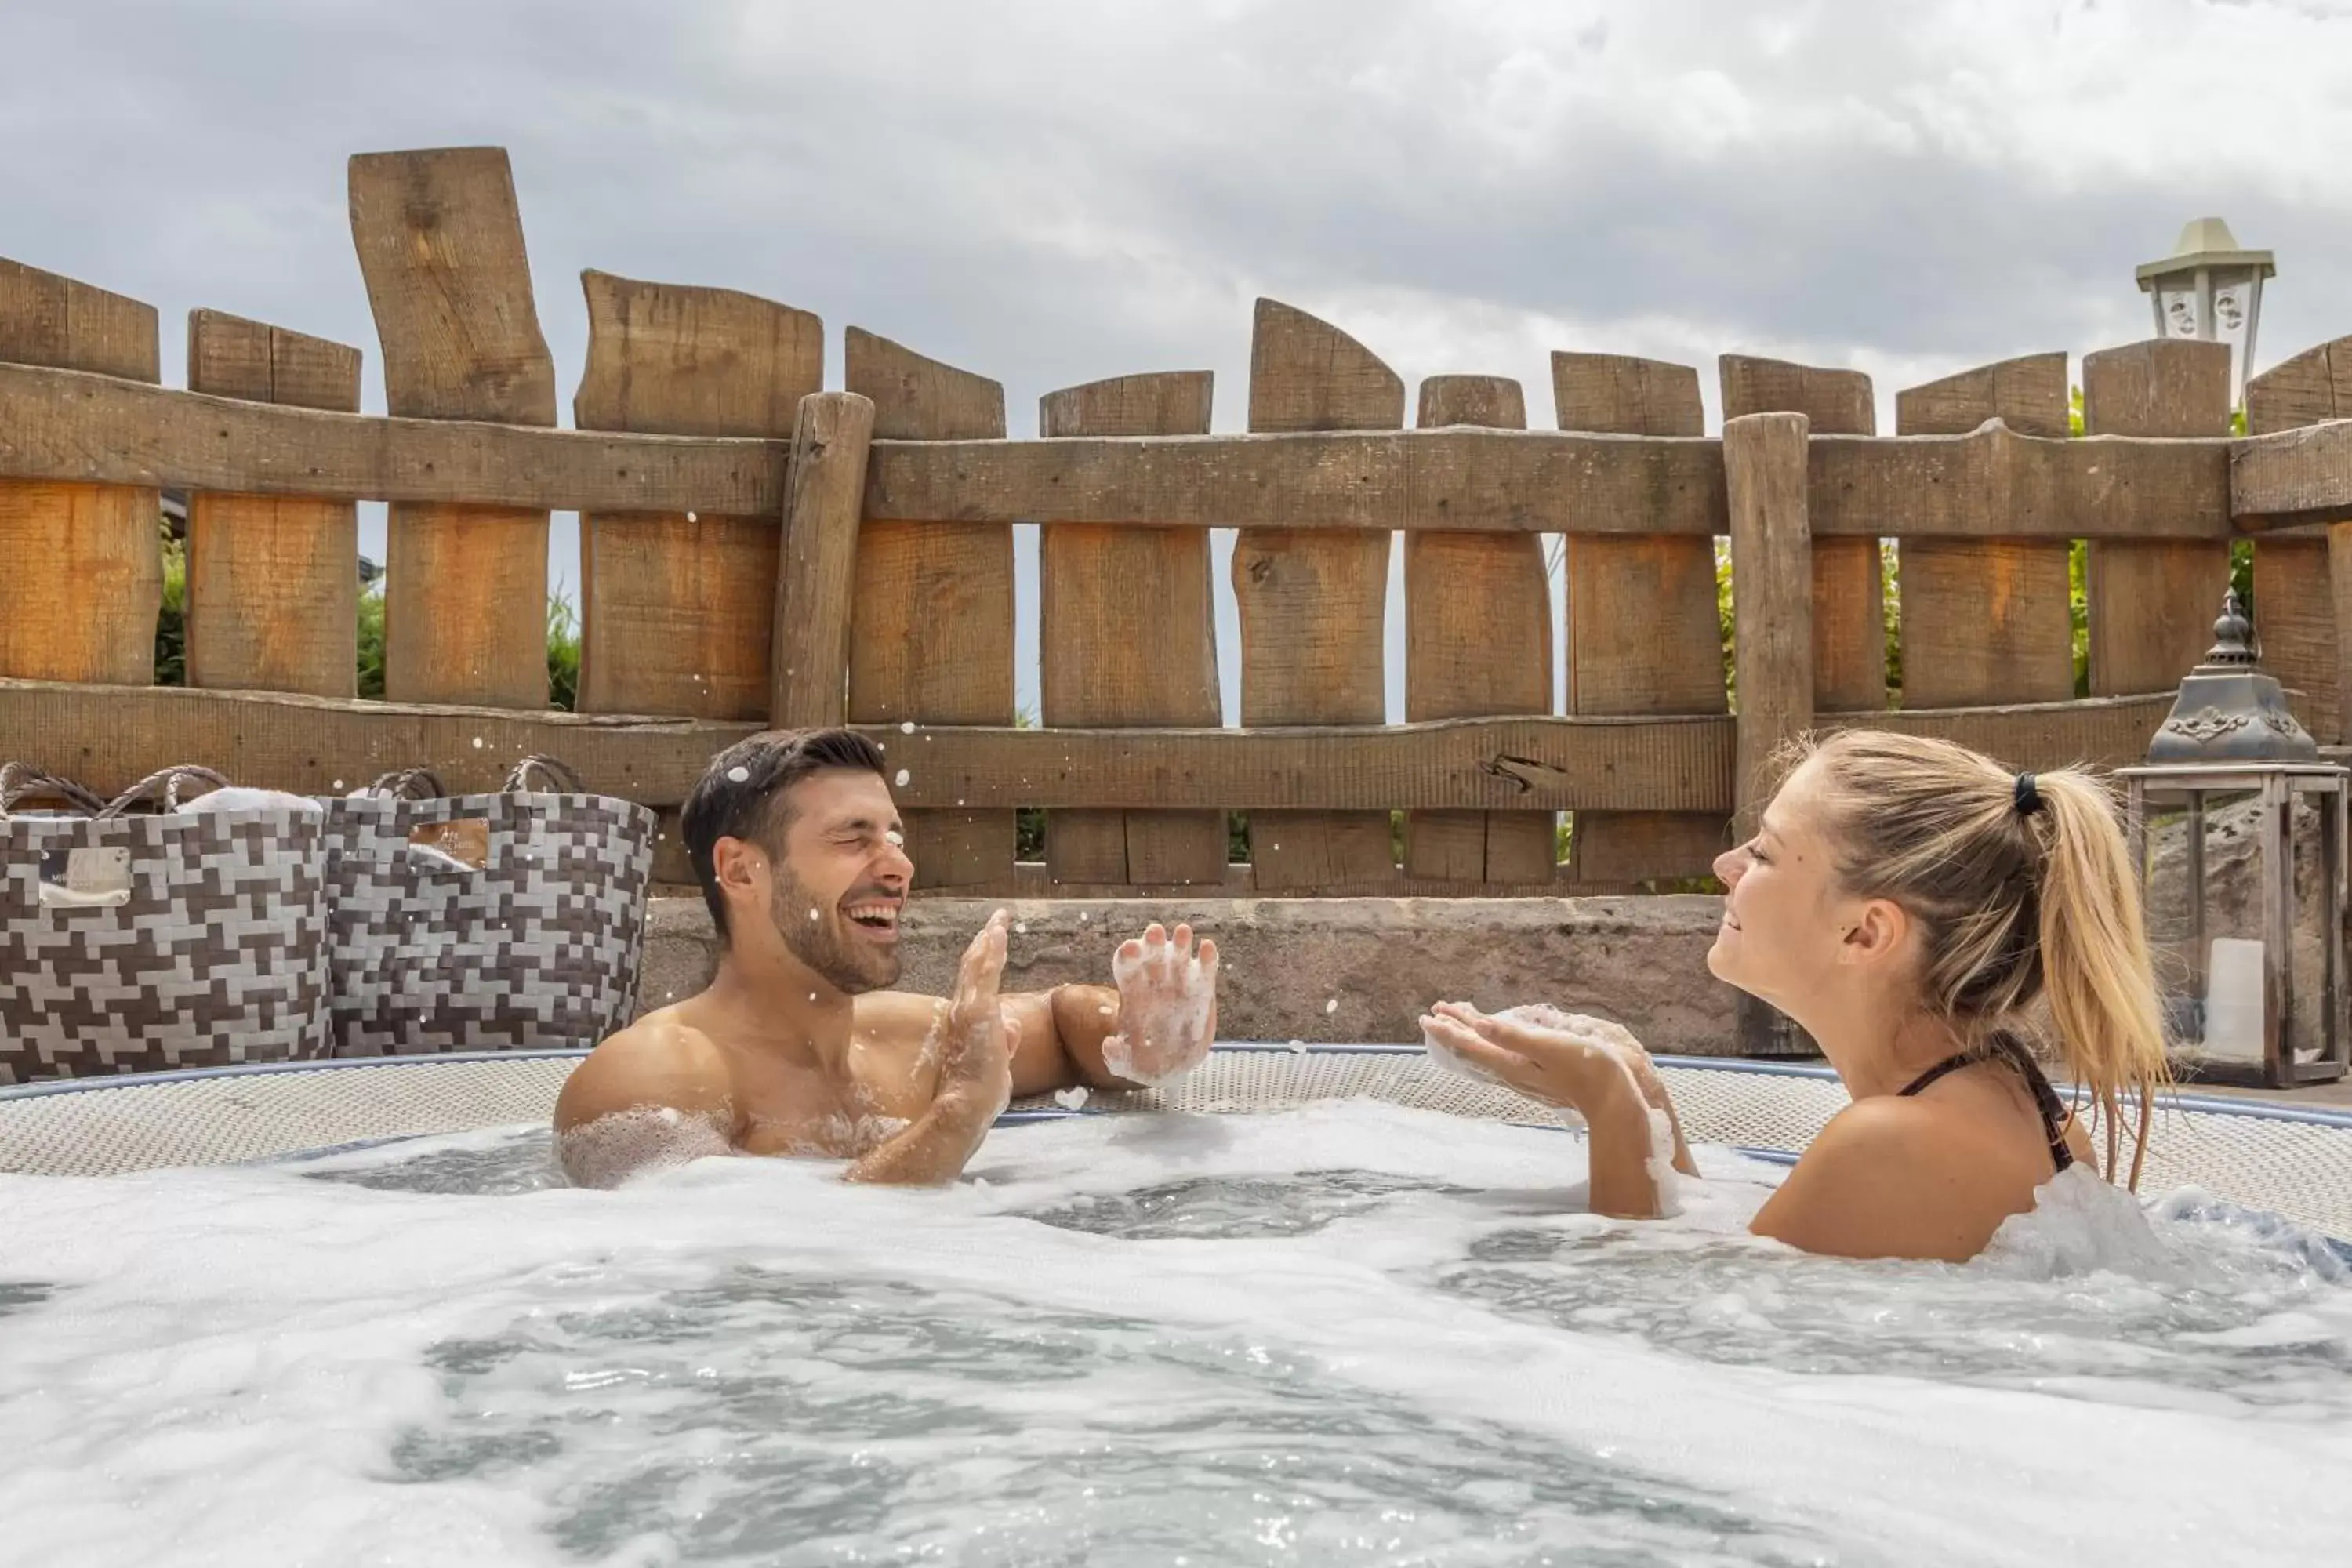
{"left": 323, "top": 757, "right": 658, "bottom": 1056}
{"left": 0, "top": 764, "right": 332, "bottom": 1084}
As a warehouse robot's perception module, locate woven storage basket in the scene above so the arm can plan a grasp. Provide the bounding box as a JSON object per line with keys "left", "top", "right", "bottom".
{"left": 0, "top": 764, "right": 332, "bottom": 1083}
{"left": 323, "top": 757, "right": 658, "bottom": 1055}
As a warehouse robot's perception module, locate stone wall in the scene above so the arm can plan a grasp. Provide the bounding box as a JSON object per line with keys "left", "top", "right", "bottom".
{"left": 638, "top": 894, "right": 1745, "bottom": 1058}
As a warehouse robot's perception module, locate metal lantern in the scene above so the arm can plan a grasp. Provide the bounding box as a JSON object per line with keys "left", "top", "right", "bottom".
{"left": 2119, "top": 590, "right": 2349, "bottom": 1088}
{"left": 2135, "top": 216, "right": 2275, "bottom": 405}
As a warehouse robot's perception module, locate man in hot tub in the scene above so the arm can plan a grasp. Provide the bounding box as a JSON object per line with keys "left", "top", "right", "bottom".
{"left": 554, "top": 728, "right": 1219, "bottom": 1187}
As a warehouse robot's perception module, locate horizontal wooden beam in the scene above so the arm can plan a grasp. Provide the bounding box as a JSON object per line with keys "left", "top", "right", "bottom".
{"left": 0, "top": 680, "right": 1730, "bottom": 812}
{"left": 863, "top": 426, "right": 1732, "bottom": 535}
{"left": 1809, "top": 421, "right": 2231, "bottom": 540}
{"left": 0, "top": 367, "right": 2258, "bottom": 540}
{"left": 0, "top": 361, "right": 787, "bottom": 515}
{"left": 1830, "top": 691, "right": 2180, "bottom": 773}
{"left": 2230, "top": 417, "right": 2352, "bottom": 531}
{"left": 0, "top": 677, "right": 757, "bottom": 808}
{"left": 1, "top": 679, "right": 2223, "bottom": 823}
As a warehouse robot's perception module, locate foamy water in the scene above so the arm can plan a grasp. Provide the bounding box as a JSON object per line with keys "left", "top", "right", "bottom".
{"left": 4, "top": 1103, "right": 2350, "bottom": 1566}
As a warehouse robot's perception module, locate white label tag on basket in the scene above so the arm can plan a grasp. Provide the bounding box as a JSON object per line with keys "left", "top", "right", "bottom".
{"left": 38, "top": 845, "right": 132, "bottom": 908}
{"left": 406, "top": 818, "right": 490, "bottom": 872}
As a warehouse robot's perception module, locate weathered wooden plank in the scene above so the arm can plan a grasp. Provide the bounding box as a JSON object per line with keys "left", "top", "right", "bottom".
{"left": 1239, "top": 299, "right": 1403, "bottom": 890}
{"left": 1893, "top": 353, "right": 2074, "bottom": 707}
{"left": 866, "top": 423, "right": 1728, "bottom": 535}
{"left": 1726, "top": 411, "right": 1814, "bottom": 831}
{"left": 1039, "top": 370, "right": 1226, "bottom": 887}
{"left": 1552, "top": 351, "right": 1726, "bottom": 888}
{"left": 1403, "top": 374, "right": 1555, "bottom": 884}
{"left": 770, "top": 392, "right": 877, "bottom": 730}
{"left": 575, "top": 274, "right": 805, "bottom": 832}
{"left": 350, "top": 147, "right": 554, "bottom": 708}
{"left": 1809, "top": 423, "right": 2229, "bottom": 542}
{"left": 0, "top": 361, "right": 2246, "bottom": 543}
{"left": 183, "top": 310, "right": 361, "bottom": 698}
{"left": 0, "top": 258, "right": 161, "bottom": 684}
{"left": 572, "top": 270, "right": 822, "bottom": 720}
{"left": 1723, "top": 402, "right": 1818, "bottom": 1058}
{"left": 1834, "top": 691, "right": 2189, "bottom": 775}
{"left": 2248, "top": 338, "right": 2352, "bottom": 743}
{"left": 844, "top": 327, "right": 1014, "bottom": 887}
{"left": 0, "top": 362, "right": 786, "bottom": 513}
{"left": 2234, "top": 418, "right": 2352, "bottom": 531}
{"left": 1722, "top": 354, "right": 1882, "bottom": 710}
{"left": 0, "top": 676, "right": 1719, "bottom": 812}
{"left": 0, "top": 677, "right": 2199, "bottom": 818}
{"left": 2083, "top": 339, "right": 2234, "bottom": 696}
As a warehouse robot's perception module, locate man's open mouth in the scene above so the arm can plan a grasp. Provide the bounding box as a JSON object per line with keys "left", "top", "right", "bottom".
{"left": 845, "top": 900, "right": 901, "bottom": 936}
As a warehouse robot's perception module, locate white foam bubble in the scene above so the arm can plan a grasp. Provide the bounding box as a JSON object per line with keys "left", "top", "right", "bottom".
{"left": 895, "top": 769, "right": 910, "bottom": 786}
{"left": 727, "top": 765, "right": 751, "bottom": 783}
{"left": 2, "top": 1108, "right": 2347, "bottom": 1566}
{"left": 555, "top": 1105, "right": 732, "bottom": 1189}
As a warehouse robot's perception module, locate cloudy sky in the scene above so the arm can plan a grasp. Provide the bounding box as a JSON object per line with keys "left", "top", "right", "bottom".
{"left": 8, "top": 0, "right": 2350, "bottom": 719}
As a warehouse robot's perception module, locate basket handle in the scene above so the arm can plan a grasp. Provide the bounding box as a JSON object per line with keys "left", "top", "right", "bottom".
{"left": 0, "top": 764, "right": 107, "bottom": 818}
{"left": 96, "top": 765, "right": 231, "bottom": 818}
{"left": 360, "top": 768, "right": 447, "bottom": 801}
{"left": 503, "top": 755, "right": 586, "bottom": 795}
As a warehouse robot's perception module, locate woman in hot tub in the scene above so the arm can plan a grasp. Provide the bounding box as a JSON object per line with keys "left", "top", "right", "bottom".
{"left": 1423, "top": 731, "right": 2170, "bottom": 1264}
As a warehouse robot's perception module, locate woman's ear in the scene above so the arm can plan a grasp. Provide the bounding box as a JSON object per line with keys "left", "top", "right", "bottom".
{"left": 1838, "top": 897, "right": 1910, "bottom": 970}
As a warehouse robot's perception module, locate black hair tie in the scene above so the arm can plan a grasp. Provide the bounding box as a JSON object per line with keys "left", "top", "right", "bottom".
{"left": 2014, "top": 771, "right": 2044, "bottom": 817}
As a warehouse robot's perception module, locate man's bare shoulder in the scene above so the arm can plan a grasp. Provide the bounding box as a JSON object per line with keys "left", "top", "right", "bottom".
{"left": 554, "top": 1007, "right": 738, "bottom": 1135}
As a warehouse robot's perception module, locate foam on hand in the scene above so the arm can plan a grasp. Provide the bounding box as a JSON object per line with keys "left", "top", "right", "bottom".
{"left": 1420, "top": 1000, "right": 1583, "bottom": 1082}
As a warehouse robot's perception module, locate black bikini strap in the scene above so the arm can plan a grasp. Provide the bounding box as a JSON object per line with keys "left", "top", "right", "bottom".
{"left": 1896, "top": 1051, "right": 1976, "bottom": 1100}
{"left": 1897, "top": 1036, "right": 2074, "bottom": 1173}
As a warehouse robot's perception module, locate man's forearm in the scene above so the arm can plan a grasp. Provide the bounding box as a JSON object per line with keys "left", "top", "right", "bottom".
{"left": 1045, "top": 984, "right": 1134, "bottom": 1089}
{"left": 844, "top": 1099, "right": 993, "bottom": 1185}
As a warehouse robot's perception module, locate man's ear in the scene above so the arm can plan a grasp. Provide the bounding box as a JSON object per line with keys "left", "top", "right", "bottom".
{"left": 710, "top": 835, "right": 765, "bottom": 900}
{"left": 1838, "top": 897, "right": 1910, "bottom": 970}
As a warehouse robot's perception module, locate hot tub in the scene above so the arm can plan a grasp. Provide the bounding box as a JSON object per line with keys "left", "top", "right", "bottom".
{"left": 4, "top": 1048, "right": 2350, "bottom": 1566}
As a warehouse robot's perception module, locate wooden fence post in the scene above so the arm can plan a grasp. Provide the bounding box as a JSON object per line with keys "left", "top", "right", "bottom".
{"left": 844, "top": 328, "right": 1014, "bottom": 889}
{"left": 1405, "top": 374, "right": 1555, "bottom": 883}
{"left": 183, "top": 310, "right": 363, "bottom": 697}
{"left": 1238, "top": 299, "right": 1403, "bottom": 891}
{"left": 0, "top": 259, "right": 160, "bottom": 684}
{"left": 2083, "top": 339, "right": 2234, "bottom": 695}
{"left": 1553, "top": 354, "right": 1727, "bottom": 888}
{"left": 2245, "top": 336, "right": 2352, "bottom": 742}
{"left": 349, "top": 147, "right": 556, "bottom": 708}
{"left": 1726, "top": 410, "right": 1813, "bottom": 1056}
{"left": 771, "top": 391, "right": 876, "bottom": 730}
{"left": 574, "top": 270, "right": 822, "bottom": 720}
{"left": 1721, "top": 355, "right": 1882, "bottom": 711}
{"left": 1894, "top": 354, "right": 2074, "bottom": 707}
{"left": 1038, "top": 371, "right": 1226, "bottom": 887}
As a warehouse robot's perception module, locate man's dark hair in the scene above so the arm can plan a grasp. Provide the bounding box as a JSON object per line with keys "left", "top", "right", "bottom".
{"left": 681, "top": 728, "right": 890, "bottom": 938}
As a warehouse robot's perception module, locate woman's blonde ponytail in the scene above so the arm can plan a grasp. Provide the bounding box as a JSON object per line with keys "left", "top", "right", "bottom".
{"left": 2031, "top": 770, "right": 2171, "bottom": 1187}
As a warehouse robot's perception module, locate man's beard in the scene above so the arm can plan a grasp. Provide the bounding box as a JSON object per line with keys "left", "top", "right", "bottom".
{"left": 767, "top": 862, "right": 901, "bottom": 994}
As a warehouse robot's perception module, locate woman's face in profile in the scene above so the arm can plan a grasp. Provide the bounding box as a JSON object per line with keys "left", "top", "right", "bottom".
{"left": 1708, "top": 760, "right": 1849, "bottom": 1007}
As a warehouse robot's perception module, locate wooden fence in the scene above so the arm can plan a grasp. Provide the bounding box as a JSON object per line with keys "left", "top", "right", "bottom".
{"left": 7, "top": 145, "right": 2352, "bottom": 907}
